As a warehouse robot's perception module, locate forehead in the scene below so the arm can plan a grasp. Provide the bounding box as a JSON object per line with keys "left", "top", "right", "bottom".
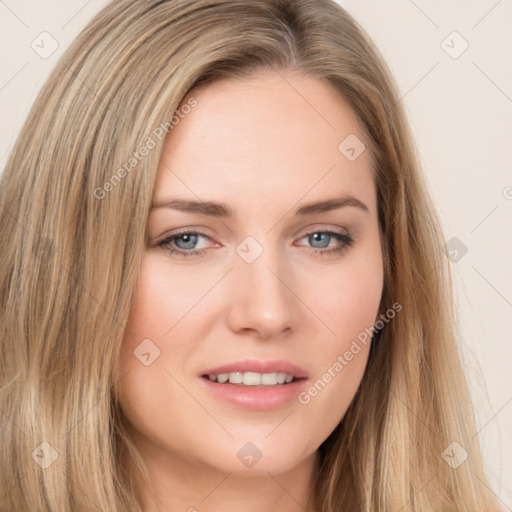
{"left": 153, "top": 69, "right": 375, "bottom": 218}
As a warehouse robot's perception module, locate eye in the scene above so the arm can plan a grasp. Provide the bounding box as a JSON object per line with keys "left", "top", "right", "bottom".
{"left": 296, "top": 230, "right": 354, "bottom": 256}
{"left": 157, "top": 230, "right": 214, "bottom": 258}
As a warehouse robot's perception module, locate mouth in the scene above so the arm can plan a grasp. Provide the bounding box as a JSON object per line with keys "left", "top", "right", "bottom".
{"left": 198, "top": 359, "right": 309, "bottom": 410}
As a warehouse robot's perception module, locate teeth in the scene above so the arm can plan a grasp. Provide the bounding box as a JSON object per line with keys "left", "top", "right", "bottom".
{"left": 229, "top": 371, "right": 243, "bottom": 384}
{"left": 207, "top": 371, "right": 296, "bottom": 386}
{"left": 261, "top": 373, "right": 277, "bottom": 385}
{"left": 243, "top": 372, "right": 261, "bottom": 385}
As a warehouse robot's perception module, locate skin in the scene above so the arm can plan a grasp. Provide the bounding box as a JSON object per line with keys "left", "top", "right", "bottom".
{"left": 115, "top": 68, "right": 384, "bottom": 512}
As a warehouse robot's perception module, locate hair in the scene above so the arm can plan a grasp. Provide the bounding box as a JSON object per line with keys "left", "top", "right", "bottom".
{"left": 0, "top": 0, "right": 502, "bottom": 510}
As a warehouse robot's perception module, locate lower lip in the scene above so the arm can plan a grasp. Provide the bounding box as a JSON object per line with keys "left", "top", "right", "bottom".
{"left": 199, "top": 377, "right": 308, "bottom": 410}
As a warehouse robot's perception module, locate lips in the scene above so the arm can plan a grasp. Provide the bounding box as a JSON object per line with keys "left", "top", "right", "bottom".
{"left": 198, "top": 359, "right": 309, "bottom": 410}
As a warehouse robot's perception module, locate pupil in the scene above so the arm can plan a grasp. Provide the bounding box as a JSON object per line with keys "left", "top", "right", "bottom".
{"left": 177, "top": 234, "right": 197, "bottom": 250}
{"left": 310, "top": 233, "right": 329, "bottom": 249}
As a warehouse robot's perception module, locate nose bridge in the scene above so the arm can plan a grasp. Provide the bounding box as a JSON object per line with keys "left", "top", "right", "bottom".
{"left": 229, "top": 234, "right": 294, "bottom": 337}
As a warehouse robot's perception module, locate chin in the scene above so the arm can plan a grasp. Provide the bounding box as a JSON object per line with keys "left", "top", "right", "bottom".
{"left": 180, "top": 435, "right": 306, "bottom": 476}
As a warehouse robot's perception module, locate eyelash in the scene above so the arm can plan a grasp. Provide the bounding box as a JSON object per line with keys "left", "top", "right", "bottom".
{"left": 157, "top": 229, "right": 354, "bottom": 258}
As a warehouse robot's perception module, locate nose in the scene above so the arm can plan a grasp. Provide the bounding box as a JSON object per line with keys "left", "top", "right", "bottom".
{"left": 226, "top": 246, "right": 296, "bottom": 339}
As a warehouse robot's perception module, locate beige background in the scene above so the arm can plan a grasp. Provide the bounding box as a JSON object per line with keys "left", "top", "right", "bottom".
{"left": 1, "top": 0, "right": 511, "bottom": 507}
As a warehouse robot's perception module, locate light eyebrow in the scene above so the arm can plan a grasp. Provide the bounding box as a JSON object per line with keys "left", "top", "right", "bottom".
{"left": 150, "top": 195, "right": 369, "bottom": 217}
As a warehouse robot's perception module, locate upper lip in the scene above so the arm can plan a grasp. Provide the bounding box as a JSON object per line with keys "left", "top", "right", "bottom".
{"left": 200, "top": 359, "right": 308, "bottom": 379}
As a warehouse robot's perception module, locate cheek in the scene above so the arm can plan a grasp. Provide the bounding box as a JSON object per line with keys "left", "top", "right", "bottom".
{"left": 312, "top": 231, "right": 384, "bottom": 345}
{"left": 115, "top": 255, "right": 188, "bottom": 406}
{"left": 114, "top": 255, "right": 204, "bottom": 455}
{"left": 121, "top": 252, "right": 210, "bottom": 344}
{"left": 298, "top": 237, "right": 383, "bottom": 424}
{"left": 297, "top": 286, "right": 377, "bottom": 442}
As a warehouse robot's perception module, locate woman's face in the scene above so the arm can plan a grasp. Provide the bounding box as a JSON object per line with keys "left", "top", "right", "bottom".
{"left": 116, "top": 69, "right": 383, "bottom": 479}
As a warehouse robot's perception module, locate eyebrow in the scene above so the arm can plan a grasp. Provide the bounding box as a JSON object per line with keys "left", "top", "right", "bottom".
{"left": 151, "top": 195, "right": 370, "bottom": 217}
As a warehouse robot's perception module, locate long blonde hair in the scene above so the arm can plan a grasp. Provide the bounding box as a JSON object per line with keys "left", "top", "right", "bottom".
{"left": 0, "top": 0, "right": 501, "bottom": 510}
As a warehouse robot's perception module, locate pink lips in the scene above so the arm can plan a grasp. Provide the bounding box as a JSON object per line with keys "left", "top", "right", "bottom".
{"left": 199, "top": 359, "right": 309, "bottom": 411}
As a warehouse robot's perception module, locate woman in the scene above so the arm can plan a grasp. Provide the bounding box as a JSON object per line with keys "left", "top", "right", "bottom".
{"left": 0, "top": 0, "right": 501, "bottom": 510}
